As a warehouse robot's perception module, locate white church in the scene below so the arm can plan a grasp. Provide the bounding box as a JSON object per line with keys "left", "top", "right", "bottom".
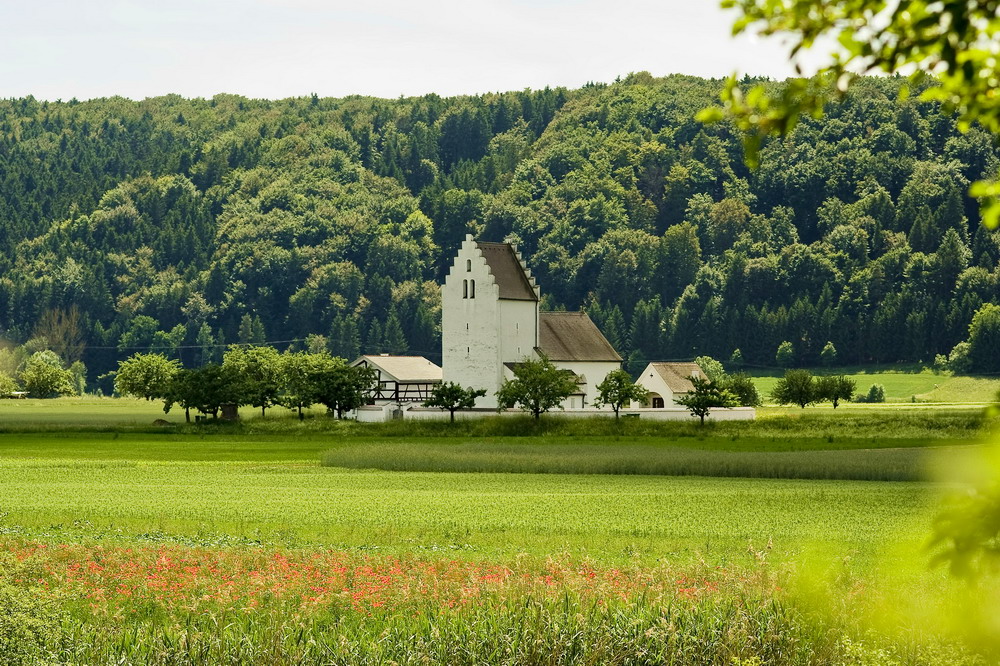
{"left": 441, "top": 235, "right": 622, "bottom": 410}
{"left": 354, "top": 235, "right": 754, "bottom": 421}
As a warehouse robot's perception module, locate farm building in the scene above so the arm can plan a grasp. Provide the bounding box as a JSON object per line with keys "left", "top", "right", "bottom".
{"left": 632, "top": 362, "right": 704, "bottom": 408}
{"left": 441, "top": 235, "right": 623, "bottom": 410}
{"left": 350, "top": 354, "right": 442, "bottom": 405}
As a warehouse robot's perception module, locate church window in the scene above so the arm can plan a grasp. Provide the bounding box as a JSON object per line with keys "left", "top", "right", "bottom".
{"left": 470, "top": 279, "right": 476, "bottom": 298}
{"left": 466, "top": 259, "right": 472, "bottom": 272}
{"left": 463, "top": 280, "right": 468, "bottom": 298}
{"left": 466, "top": 323, "right": 469, "bottom": 330}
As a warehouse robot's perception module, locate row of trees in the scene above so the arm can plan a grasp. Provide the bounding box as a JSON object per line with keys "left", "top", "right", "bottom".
{"left": 113, "top": 348, "right": 377, "bottom": 421}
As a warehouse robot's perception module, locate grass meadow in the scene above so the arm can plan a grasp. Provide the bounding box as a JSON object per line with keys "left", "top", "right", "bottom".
{"left": 747, "top": 365, "right": 1000, "bottom": 405}
{"left": 0, "top": 398, "right": 998, "bottom": 663}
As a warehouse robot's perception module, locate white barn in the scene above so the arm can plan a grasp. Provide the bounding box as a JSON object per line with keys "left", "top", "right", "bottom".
{"left": 441, "top": 235, "right": 622, "bottom": 409}
{"left": 633, "top": 362, "right": 703, "bottom": 408}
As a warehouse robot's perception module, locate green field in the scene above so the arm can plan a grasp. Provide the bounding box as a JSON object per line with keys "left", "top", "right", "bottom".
{"left": 0, "top": 401, "right": 995, "bottom": 664}
{"left": 0, "top": 458, "right": 937, "bottom": 563}
{"left": 749, "top": 366, "right": 1000, "bottom": 405}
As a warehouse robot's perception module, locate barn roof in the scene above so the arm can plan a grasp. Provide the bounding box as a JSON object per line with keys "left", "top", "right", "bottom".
{"left": 648, "top": 362, "right": 703, "bottom": 394}
{"left": 352, "top": 355, "right": 443, "bottom": 383}
{"left": 536, "top": 312, "right": 622, "bottom": 362}
{"left": 475, "top": 241, "right": 538, "bottom": 301}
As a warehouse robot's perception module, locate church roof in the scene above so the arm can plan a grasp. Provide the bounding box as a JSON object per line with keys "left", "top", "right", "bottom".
{"left": 647, "top": 362, "right": 702, "bottom": 394}
{"left": 475, "top": 241, "right": 538, "bottom": 301}
{"left": 352, "top": 355, "right": 443, "bottom": 382}
{"left": 537, "top": 312, "right": 622, "bottom": 362}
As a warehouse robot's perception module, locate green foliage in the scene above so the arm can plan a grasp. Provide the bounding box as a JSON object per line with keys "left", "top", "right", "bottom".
{"left": 312, "top": 356, "right": 378, "bottom": 418}
{"left": 496, "top": 356, "right": 579, "bottom": 419}
{"left": 728, "top": 348, "right": 744, "bottom": 369}
{"left": 114, "top": 353, "right": 181, "bottom": 400}
{"left": 163, "top": 364, "right": 239, "bottom": 420}
{"left": 0, "top": 580, "right": 63, "bottom": 666}
{"left": 856, "top": 384, "right": 887, "bottom": 404}
{"left": 423, "top": 382, "right": 488, "bottom": 421}
{"left": 771, "top": 369, "right": 816, "bottom": 408}
{"left": 594, "top": 369, "right": 648, "bottom": 417}
{"left": 676, "top": 377, "right": 739, "bottom": 424}
{"left": 710, "top": 0, "right": 1000, "bottom": 226}
{"left": 968, "top": 304, "right": 1000, "bottom": 372}
{"left": 929, "top": 443, "right": 1000, "bottom": 579}
{"left": 223, "top": 345, "right": 283, "bottom": 416}
{"left": 947, "top": 341, "right": 973, "bottom": 374}
{"left": 820, "top": 341, "right": 838, "bottom": 367}
{"left": 0, "top": 77, "right": 996, "bottom": 381}
{"left": 694, "top": 356, "right": 726, "bottom": 383}
{"left": 724, "top": 372, "right": 762, "bottom": 408}
{"left": 0, "top": 372, "right": 18, "bottom": 397}
{"left": 19, "top": 352, "right": 74, "bottom": 399}
{"left": 775, "top": 342, "right": 795, "bottom": 368}
{"left": 815, "top": 375, "right": 856, "bottom": 409}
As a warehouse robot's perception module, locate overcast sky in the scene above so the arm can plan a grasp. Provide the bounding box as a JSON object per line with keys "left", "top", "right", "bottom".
{"left": 1, "top": 0, "right": 827, "bottom": 101}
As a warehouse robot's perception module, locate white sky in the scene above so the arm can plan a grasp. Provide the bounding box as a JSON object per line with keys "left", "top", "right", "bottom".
{"left": 0, "top": 0, "right": 828, "bottom": 101}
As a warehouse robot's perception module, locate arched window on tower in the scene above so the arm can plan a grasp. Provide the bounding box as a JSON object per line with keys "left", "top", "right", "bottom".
{"left": 463, "top": 280, "right": 468, "bottom": 299}
{"left": 466, "top": 259, "right": 472, "bottom": 272}
{"left": 470, "top": 279, "right": 476, "bottom": 298}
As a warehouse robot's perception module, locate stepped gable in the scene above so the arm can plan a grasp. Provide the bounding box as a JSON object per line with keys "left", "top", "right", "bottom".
{"left": 537, "top": 312, "right": 622, "bottom": 362}
{"left": 475, "top": 241, "right": 538, "bottom": 301}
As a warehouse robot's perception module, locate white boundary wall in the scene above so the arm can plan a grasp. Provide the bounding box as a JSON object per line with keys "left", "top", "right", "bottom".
{"left": 356, "top": 405, "right": 755, "bottom": 423}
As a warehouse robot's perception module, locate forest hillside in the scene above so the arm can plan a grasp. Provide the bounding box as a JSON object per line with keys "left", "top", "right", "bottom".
{"left": 2, "top": 72, "right": 999, "bottom": 389}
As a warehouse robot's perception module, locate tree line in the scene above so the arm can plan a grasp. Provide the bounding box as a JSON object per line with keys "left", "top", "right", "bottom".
{"left": 1, "top": 74, "right": 999, "bottom": 389}
{"left": 113, "top": 348, "right": 377, "bottom": 421}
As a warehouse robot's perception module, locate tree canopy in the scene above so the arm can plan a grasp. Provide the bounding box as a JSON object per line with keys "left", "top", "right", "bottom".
{"left": 0, "top": 77, "right": 998, "bottom": 390}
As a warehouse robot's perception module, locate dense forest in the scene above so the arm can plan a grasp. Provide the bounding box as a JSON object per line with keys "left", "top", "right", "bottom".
{"left": 2, "top": 72, "right": 1000, "bottom": 391}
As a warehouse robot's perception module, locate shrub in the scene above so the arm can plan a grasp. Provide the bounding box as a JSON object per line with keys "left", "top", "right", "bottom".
{"left": 856, "top": 384, "right": 886, "bottom": 404}
{"left": 775, "top": 341, "right": 795, "bottom": 368}
{"left": 0, "top": 582, "right": 62, "bottom": 664}
{"left": 947, "top": 341, "right": 972, "bottom": 374}
{"left": 723, "top": 372, "right": 761, "bottom": 407}
{"left": 820, "top": 341, "right": 837, "bottom": 367}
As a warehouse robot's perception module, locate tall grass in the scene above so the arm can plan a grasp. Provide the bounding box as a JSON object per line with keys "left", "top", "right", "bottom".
{"left": 321, "top": 440, "right": 943, "bottom": 480}
{"left": 50, "top": 597, "right": 850, "bottom": 665}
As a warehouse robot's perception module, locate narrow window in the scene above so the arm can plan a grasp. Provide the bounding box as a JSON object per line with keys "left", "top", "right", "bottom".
{"left": 466, "top": 323, "right": 469, "bottom": 330}
{"left": 470, "top": 279, "right": 476, "bottom": 298}
{"left": 466, "top": 259, "right": 472, "bottom": 272}
{"left": 463, "top": 279, "right": 468, "bottom": 299}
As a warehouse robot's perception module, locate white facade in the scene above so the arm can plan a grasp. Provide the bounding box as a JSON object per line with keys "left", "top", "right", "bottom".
{"left": 442, "top": 237, "right": 540, "bottom": 408}
{"left": 441, "top": 235, "right": 622, "bottom": 410}
{"left": 633, "top": 362, "right": 703, "bottom": 408}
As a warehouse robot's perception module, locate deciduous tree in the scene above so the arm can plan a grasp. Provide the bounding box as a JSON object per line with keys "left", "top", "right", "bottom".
{"left": 114, "top": 353, "right": 181, "bottom": 401}
{"left": 424, "top": 382, "right": 487, "bottom": 422}
{"left": 595, "top": 369, "right": 648, "bottom": 418}
{"left": 496, "top": 355, "right": 578, "bottom": 420}
{"left": 771, "top": 369, "right": 815, "bottom": 409}
{"left": 676, "top": 377, "right": 738, "bottom": 425}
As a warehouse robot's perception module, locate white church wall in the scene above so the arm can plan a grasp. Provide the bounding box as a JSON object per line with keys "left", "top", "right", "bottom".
{"left": 551, "top": 360, "right": 621, "bottom": 408}
{"left": 365, "top": 405, "right": 756, "bottom": 422}
{"left": 633, "top": 363, "right": 674, "bottom": 407}
{"left": 498, "top": 299, "right": 538, "bottom": 365}
{"left": 441, "top": 238, "right": 503, "bottom": 408}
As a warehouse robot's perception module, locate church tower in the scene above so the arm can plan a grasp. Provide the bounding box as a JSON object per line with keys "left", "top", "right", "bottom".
{"left": 441, "top": 235, "right": 540, "bottom": 408}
